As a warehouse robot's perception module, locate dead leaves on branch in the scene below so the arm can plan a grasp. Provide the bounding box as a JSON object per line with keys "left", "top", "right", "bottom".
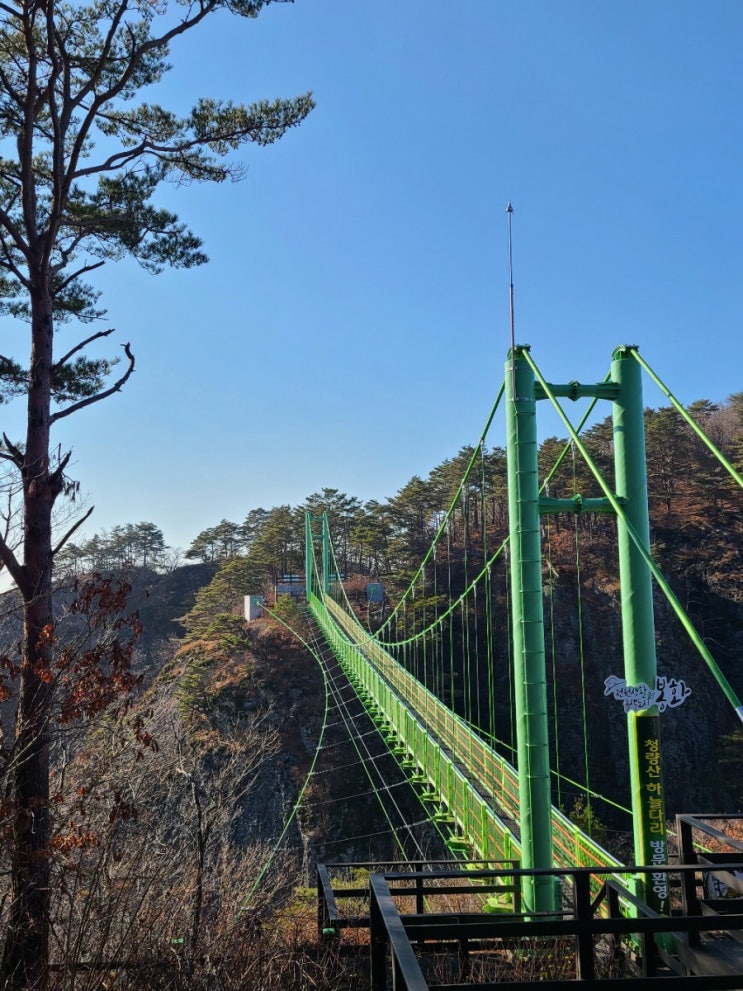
{"left": 0, "top": 573, "right": 153, "bottom": 741}
{"left": 54, "top": 573, "right": 143, "bottom": 725}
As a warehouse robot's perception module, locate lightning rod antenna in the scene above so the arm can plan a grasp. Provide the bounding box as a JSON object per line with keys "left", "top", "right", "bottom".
{"left": 507, "top": 202, "right": 516, "bottom": 392}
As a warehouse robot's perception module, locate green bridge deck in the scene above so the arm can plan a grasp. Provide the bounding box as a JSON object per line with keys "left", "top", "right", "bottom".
{"left": 310, "top": 592, "right": 620, "bottom": 872}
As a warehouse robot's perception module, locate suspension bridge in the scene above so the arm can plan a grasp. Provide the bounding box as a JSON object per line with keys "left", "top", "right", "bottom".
{"left": 300, "top": 344, "right": 743, "bottom": 921}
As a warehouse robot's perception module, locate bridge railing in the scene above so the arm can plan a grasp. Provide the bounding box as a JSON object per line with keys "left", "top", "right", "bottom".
{"left": 310, "top": 592, "right": 620, "bottom": 873}
{"left": 311, "top": 592, "right": 516, "bottom": 861}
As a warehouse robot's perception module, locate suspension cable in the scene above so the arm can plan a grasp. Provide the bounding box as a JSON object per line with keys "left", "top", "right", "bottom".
{"left": 630, "top": 349, "right": 743, "bottom": 490}
{"left": 523, "top": 349, "right": 743, "bottom": 722}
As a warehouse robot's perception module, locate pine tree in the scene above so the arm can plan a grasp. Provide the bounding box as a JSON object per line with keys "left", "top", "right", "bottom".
{"left": 0, "top": 1, "right": 312, "bottom": 984}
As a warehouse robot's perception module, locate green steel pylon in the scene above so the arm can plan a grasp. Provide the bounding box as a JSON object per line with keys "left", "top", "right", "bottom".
{"left": 305, "top": 511, "right": 331, "bottom": 597}
{"left": 505, "top": 346, "right": 559, "bottom": 916}
{"left": 612, "top": 345, "right": 669, "bottom": 914}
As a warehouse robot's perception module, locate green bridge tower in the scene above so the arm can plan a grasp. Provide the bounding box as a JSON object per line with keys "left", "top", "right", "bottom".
{"left": 505, "top": 344, "right": 668, "bottom": 916}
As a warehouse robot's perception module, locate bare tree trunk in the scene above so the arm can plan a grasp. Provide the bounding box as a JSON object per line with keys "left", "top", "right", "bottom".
{"left": 3, "top": 290, "right": 56, "bottom": 990}
{"left": 4, "top": 594, "right": 54, "bottom": 989}
{"left": 188, "top": 775, "right": 207, "bottom": 976}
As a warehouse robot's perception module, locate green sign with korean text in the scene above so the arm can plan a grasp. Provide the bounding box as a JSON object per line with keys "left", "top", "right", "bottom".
{"left": 633, "top": 714, "right": 669, "bottom": 915}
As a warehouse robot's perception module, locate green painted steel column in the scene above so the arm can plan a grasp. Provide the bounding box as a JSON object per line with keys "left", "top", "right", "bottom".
{"left": 322, "top": 511, "right": 330, "bottom": 595}
{"left": 612, "top": 345, "right": 669, "bottom": 914}
{"left": 505, "top": 346, "right": 558, "bottom": 915}
{"left": 305, "top": 512, "right": 313, "bottom": 597}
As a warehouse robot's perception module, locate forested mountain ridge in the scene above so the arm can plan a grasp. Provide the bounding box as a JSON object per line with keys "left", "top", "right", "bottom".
{"left": 178, "top": 394, "right": 743, "bottom": 588}
{"left": 167, "top": 393, "right": 743, "bottom": 824}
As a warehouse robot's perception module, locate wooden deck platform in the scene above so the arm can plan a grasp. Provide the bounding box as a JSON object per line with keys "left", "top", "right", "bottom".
{"left": 677, "top": 933, "right": 743, "bottom": 981}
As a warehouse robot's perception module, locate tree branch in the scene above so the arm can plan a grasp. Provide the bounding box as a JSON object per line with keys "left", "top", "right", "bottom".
{"left": 64, "top": 0, "right": 220, "bottom": 199}
{"left": 54, "top": 328, "right": 115, "bottom": 368}
{"left": 67, "top": 0, "right": 138, "bottom": 120}
{"left": 0, "top": 62, "right": 24, "bottom": 112}
{"left": 53, "top": 0, "right": 133, "bottom": 225}
{"left": 72, "top": 97, "right": 306, "bottom": 183}
{"left": 0, "top": 200, "right": 31, "bottom": 264}
{"left": 50, "top": 342, "right": 135, "bottom": 423}
{"left": 49, "top": 448, "right": 72, "bottom": 490}
{"left": 20, "top": 2, "right": 40, "bottom": 245}
{"left": 1, "top": 433, "right": 24, "bottom": 470}
{"left": 52, "top": 504, "right": 95, "bottom": 558}
{"left": 0, "top": 233, "right": 30, "bottom": 285}
{"left": 46, "top": 0, "right": 67, "bottom": 257}
{"left": 51, "top": 252, "right": 106, "bottom": 284}
{"left": 0, "top": 527, "right": 25, "bottom": 593}
{"left": 0, "top": 0, "right": 22, "bottom": 16}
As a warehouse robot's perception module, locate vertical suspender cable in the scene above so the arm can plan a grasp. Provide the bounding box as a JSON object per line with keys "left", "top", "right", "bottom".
{"left": 572, "top": 441, "right": 593, "bottom": 831}
{"left": 545, "top": 513, "right": 561, "bottom": 810}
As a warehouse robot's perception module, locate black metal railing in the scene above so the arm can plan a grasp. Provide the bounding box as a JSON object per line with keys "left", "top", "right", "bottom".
{"left": 317, "top": 860, "right": 521, "bottom": 937}
{"left": 367, "top": 863, "right": 743, "bottom": 990}
{"left": 317, "top": 817, "right": 743, "bottom": 988}
{"left": 318, "top": 854, "right": 743, "bottom": 990}
{"left": 676, "top": 812, "right": 743, "bottom": 954}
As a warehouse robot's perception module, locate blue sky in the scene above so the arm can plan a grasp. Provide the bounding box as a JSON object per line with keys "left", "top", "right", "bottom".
{"left": 7, "top": 0, "right": 743, "bottom": 555}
